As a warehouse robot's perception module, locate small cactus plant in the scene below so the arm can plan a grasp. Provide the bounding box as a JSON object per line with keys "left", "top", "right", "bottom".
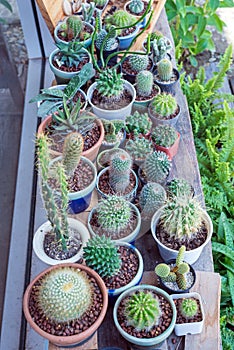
{"left": 54, "top": 41, "right": 87, "bottom": 69}
{"left": 124, "top": 290, "right": 161, "bottom": 331}
{"left": 151, "top": 125, "right": 178, "bottom": 148}
{"left": 157, "top": 58, "right": 173, "bottom": 81}
{"left": 179, "top": 298, "right": 198, "bottom": 319}
{"left": 167, "top": 178, "right": 192, "bottom": 198}
{"left": 143, "top": 151, "right": 171, "bottom": 184}
{"left": 61, "top": 15, "right": 83, "bottom": 40}
{"left": 125, "top": 110, "right": 152, "bottom": 136}
{"left": 128, "top": 0, "right": 144, "bottom": 14}
{"left": 105, "top": 10, "right": 135, "bottom": 35}
{"left": 37, "top": 266, "right": 93, "bottom": 323}
{"left": 62, "top": 132, "right": 84, "bottom": 177}
{"left": 83, "top": 235, "right": 121, "bottom": 278}
{"left": 125, "top": 137, "right": 153, "bottom": 162}
{"left": 96, "top": 28, "right": 117, "bottom": 51}
{"left": 135, "top": 70, "right": 154, "bottom": 97}
{"left": 129, "top": 53, "right": 149, "bottom": 72}
{"left": 109, "top": 150, "right": 132, "bottom": 194}
{"left": 151, "top": 37, "right": 172, "bottom": 64}
{"left": 149, "top": 93, "right": 177, "bottom": 119}
{"left": 96, "top": 68, "right": 124, "bottom": 98}
{"left": 139, "top": 182, "right": 166, "bottom": 220}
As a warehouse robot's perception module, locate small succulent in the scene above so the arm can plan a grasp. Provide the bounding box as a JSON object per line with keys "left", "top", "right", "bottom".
{"left": 179, "top": 298, "right": 198, "bottom": 319}
{"left": 124, "top": 290, "right": 161, "bottom": 331}
{"left": 54, "top": 41, "right": 87, "bottom": 69}
{"left": 60, "top": 15, "right": 83, "bottom": 40}
{"left": 167, "top": 178, "right": 192, "bottom": 198}
{"left": 83, "top": 235, "right": 121, "bottom": 278}
{"left": 151, "top": 125, "right": 178, "bottom": 148}
{"left": 94, "top": 0, "right": 107, "bottom": 7}
{"left": 143, "top": 151, "right": 171, "bottom": 184}
{"left": 102, "top": 119, "right": 125, "bottom": 144}
{"left": 149, "top": 93, "right": 177, "bottom": 119}
{"left": 96, "top": 28, "right": 117, "bottom": 51}
{"left": 96, "top": 68, "right": 124, "bottom": 98}
{"left": 109, "top": 150, "right": 132, "bottom": 194}
{"left": 125, "top": 110, "right": 152, "bottom": 136}
{"left": 139, "top": 182, "right": 166, "bottom": 220}
{"left": 37, "top": 266, "right": 92, "bottom": 323}
{"left": 157, "top": 58, "right": 173, "bottom": 81}
{"left": 125, "top": 137, "right": 153, "bottom": 161}
{"left": 81, "top": 2, "right": 95, "bottom": 23}
{"left": 105, "top": 10, "right": 136, "bottom": 35}
{"left": 62, "top": 132, "right": 84, "bottom": 177}
{"left": 151, "top": 37, "right": 172, "bottom": 64}
{"left": 128, "top": 0, "right": 144, "bottom": 14}
{"left": 136, "top": 70, "right": 154, "bottom": 97}
{"left": 129, "top": 53, "right": 149, "bottom": 72}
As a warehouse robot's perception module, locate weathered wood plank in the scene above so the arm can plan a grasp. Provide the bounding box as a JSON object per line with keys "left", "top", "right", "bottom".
{"left": 36, "top": 0, "right": 64, "bottom": 35}
{"left": 49, "top": 333, "right": 98, "bottom": 350}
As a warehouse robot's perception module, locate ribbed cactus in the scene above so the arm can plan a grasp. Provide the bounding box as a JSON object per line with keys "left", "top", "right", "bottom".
{"left": 95, "top": 0, "right": 106, "bottom": 6}
{"left": 109, "top": 150, "right": 132, "bottom": 193}
{"left": 37, "top": 266, "right": 92, "bottom": 323}
{"left": 150, "top": 93, "right": 177, "bottom": 119}
{"left": 125, "top": 137, "right": 153, "bottom": 161}
{"left": 167, "top": 178, "right": 192, "bottom": 198}
{"left": 66, "top": 15, "right": 83, "bottom": 40}
{"left": 151, "top": 125, "right": 178, "bottom": 148}
{"left": 161, "top": 195, "right": 204, "bottom": 239}
{"left": 128, "top": 0, "right": 144, "bottom": 14}
{"left": 96, "top": 68, "right": 124, "bottom": 97}
{"left": 62, "top": 132, "right": 84, "bottom": 177}
{"left": 143, "top": 151, "right": 171, "bottom": 183}
{"left": 129, "top": 54, "right": 149, "bottom": 72}
{"left": 157, "top": 58, "right": 173, "bottom": 81}
{"left": 124, "top": 291, "right": 161, "bottom": 331}
{"left": 105, "top": 10, "right": 135, "bottom": 28}
{"left": 83, "top": 235, "right": 121, "bottom": 278}
{"left": 125, "top": 110, "right": 152, "bottom": 135}
{"left": 96, "top": 195, "right": 132, "bottom": 233}
{"left": 179, "top": 298, "right": 198, "bottom": 319}
{"left": 155, "top": 263, "right": 170, "bottom": 278}
{"left": 139, "top": 182, "right": 166, "bottom": 220}
{"left": 136, "top": 70, "right": 154, "bottom": 97}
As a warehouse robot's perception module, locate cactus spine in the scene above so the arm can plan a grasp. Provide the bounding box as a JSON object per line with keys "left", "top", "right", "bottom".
{"left": 129, "top": 54, "right": 149, "bottom": 72}
{"left": 139, "top": 182, "right": 166, "bottom": 220}
{"left": 109, "top": 150, "right": 132, "bottom": 193}
{"left": 167, "top": 178, "right": 192, "bottom": 198}
{"left": 96, "top": 68, "right": 124, "bottom": 97}
{"left": 128, "top": 0, "right": 144, "bottom": 14}
{"left": 83, "top": 236, "right": 121, "bottom": 278}
{"left": 136, "top": 70, "right": 154, "bottom": 97}
{"left": 37, "top": 266, "right": 92, "bottom": 323}
{"left": 96, "top": 28, "right": 117, "bottom": 51}
{"left": 124, "top": 291, "right": 161, "bottom": 331}
{"left": 151, "top": 37, "right": 172, "bottom": 63}
{"left": 150, "top": 93, "right": 177, "bottom": 119}
{"left": 125, "top": 137, "right": 153, "bottom": 162}
{"left": 143, "top": 151, "right": 171, "bottom": 183}
{"left": 179, "top": 298, "right": 198, "bottom": 319}
{"left": 151, "top": 125, "right": 178, "bottom": 148}
{"left": 66, "top": 15, "right": 83, "bottom": 40}
{"left": 125, "top": 110, "right": 152, "bottom": 136}
{"left": 62, "top": 132, "right": 84, "bottom": 177}
{"left": 157, "top": 58, "right": 173, "bottom": 81}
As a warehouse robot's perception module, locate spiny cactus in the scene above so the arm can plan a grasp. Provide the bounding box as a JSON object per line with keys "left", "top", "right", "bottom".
{"left": 66, "top": 15, "right": 83, "bottom": 40}
{"left": 161, "top": 194, "right": 204, "bottom": 239}
{"left": 125, "top": 137, "right": 153, "bottom": 161}
{"left": 136, "top": 70, "right": 154, "bottom": 97}
{"left": 62, "top": 132, "right": 84, "bottom": 177}
{"left": 94, "top": 0, "right": 106, "bottom": 7}
{"left": 105, "top": 10, "right": 135, "bottom": 32}
{"left": 149, "top": 93, "right": 177, "bottom": 119}
{"left": 155, "top": 263, "right": 170, "bottom": 278}
{"left": 128, "top": 0, "right": 144, "bottom": 14}
{"left": 143, "top": 151, "right": 171, "bottom": 184}
{"left": 109, "top": 150, "right": 132, "bottom": 193}
{"left": 37, "top": 266, "right": 92, "bottom": 323}
{"left": 124, "top": 290, "right": 161, "bottom": 331}
{"left": 81, "top": 2, "right": 95, "bottom": 23}
{"left": 129, "top": 54, "right": 149, "bottom": 72}
{"left": 151, "top": 125, "right": 178, "bottom": 148}
{"left": 167, "top": 178, "right": 192, "bottom": 198}
{"left": 96, "top": 28, "right": 117, "bottom": 51}
{"left": 96, "top": 68, "right": 124, "bottom": 97}
{"left": 125, "top": 110, "right": 152, "bottom": 135}
{"left": 83, "top": 235, "right": 121, "bottom": 278}
{"left": 157, "top": 58, "right": 173, "bottom": 81}
{"left": 139, "top": 182, "right": 166, "bottom": 220}
{"left": 179, "top": 298, "right": 198, "bottom": 319}
{"left": 176, "top": 245, "right": 186, "bottom": 266}
{"left": 96, "top": 195, "right": 132, "bottom": 234}
{"left": 151, "top": 37, "right": 172, "bottom": 63}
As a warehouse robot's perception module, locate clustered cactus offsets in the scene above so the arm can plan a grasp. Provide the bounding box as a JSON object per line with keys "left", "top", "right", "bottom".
{"left": 151, "top": 125, "right": 178, "bottom": 148}
{"left": 143, "top": 151, "right": 171, "bottom": 184}
{"left": 149, "top": 93, "right": 178, "bottom": 119}
{"left": 96, "top": 68, "right": 124, "bottom": 98}
{"left": 139, "top": 182, "right": 166, "bottom": 220}
{"left": 125, "top": 110, "right": 152, "bottom": 136}
{"left": 125, "top": 137, "right": 153, "bottom": 162}
{"left": 109, "top": 150, "right": 132, "bottom": 194}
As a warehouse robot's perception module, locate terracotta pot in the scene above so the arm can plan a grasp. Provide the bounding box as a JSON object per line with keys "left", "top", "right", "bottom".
{"left": 23, "top": 263, "right": 108, "bottom": 347}
{"left": 154, "top": 131, "right": 180, "bottom": 160}
{"left": 37, "top": 114, "right": 104, "bottom": 162}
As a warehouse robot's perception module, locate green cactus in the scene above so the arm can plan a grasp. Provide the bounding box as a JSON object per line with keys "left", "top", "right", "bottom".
{"left": 96, "top": 28, "right": 117, "bottom": 51}
{"left": 167, "top": 178, "right": 192, "bottom": 198}
{"left": 62, "top": 132, "right": 84, "bottom": 177}
{"left": 83, "top": 235, "right": 121, "bottom": 278}
{"left": 176, "top": 245, "right": 186, "bottom": 266}
{"left": 125, "top": 110, "right": 152, "bottom": 135}
{"left": 154, "top": 263, "right": 170, "bottom": 278}
{"left": 161, "top": 194, "right": 204, "bottom": 239}
{"left": 124, "top": 290, "right": 161, "bottom": 331}
{"left": 105, "top": 10, "right": 135, "bottom": 34}
{"left": 37, "top": 266, "right": 92, "bottom": 323}
{"left": 157, "top": 58, "right": 173, "bottom": 81}
{"left": 128, "top": 0, "right": 144, "bottom": 14}
{"left": 66, "top": 15, "right": 83, "bottom": 40}
{"left": 151, "top": 37, "right": 172, "bottom": 63}
{"left": 81, "top": 2, "right": 95, "bottom": 23}
{"left": 94, "top": 0, "right": 107, "bottom": 7}
{"left": 139, "top": 182, "right": 166, "bottom": 220}
{"left": 150, "top": 93, "right": 177, "bottom": 119}
{"left": 143, "top": 151, "right": 171, "bottom": 183}
{"left": 125, "top": 137, "right": 153, "bottom": 161}
{"left": 129, "top": 53, "right": 149, "bottom": 72}
{"left": 176, "top": 273, "right": 187, "bottom": 290}
{"left": 109, "top": 150, "right": 132, "bottom": 193}
{"left": 96, "top": 68, "right": 124, "bottom": 97}
{"left": 151, "top": 125, "right": 178, "bottom": 148}
{"left": 136, "top": 70, "right": 154, "bottom": 97}
{"left": 179, "top": 298, "right": 198, "bottom": 319}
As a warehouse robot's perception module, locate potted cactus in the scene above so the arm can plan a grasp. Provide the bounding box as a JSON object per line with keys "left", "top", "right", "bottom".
{"left": 100, "top": 119, "right": 126, "bottom": 151}
{"left": 83, "top": 235, "right": 144, "bottom": 298}
{"left": 113, "top": 284, "right": 176, "bottom": 347}
{"left": 154, "top": 246, "right": 196, "bottom": 294}
{"left": 153, "top": 58, "right": 180, "bottom": 95}
{"left": 125, "top": 110, "right": 152, "bottom": 138}
{"left": 147, "top": 35, "right": 172, "bottom": 64}
{"left": 23, "top": 263, "right": 108, "bottom": 347}
{"left": 148, "top": 92, "right": 180, "bottom": 126}
{"left": 125, "top": 137, "right": 153, "bottom": 166}
{"left": 151, "top": 124, "right": 181, "bottom": 160}
{"left": 121, "top": 52, "right": 154, "bottom": 84}
{"left": 88, "top": 195, "right": 141, "bottom": 243}
{"left": 139, "top": 182, "right": 166, "bottom": 221}
{"left": 151, "top": 192, "right": 213, "bottom": 264}
{"left": 171, "top": 292, "right": 205, "bottom": 336}
{"left": 134, "top": 70, "right": 161, "bottom": 110}
{"left": 166, "top": 177, "right": 194, "bottom": 198}
{"left": 124, "top": 0, "right": 150, "bottom": 27}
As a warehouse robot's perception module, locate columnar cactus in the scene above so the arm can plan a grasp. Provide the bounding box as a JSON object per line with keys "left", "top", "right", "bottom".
{"left": 151, "top": 125, "right": 178, "bottom": 148}
{"left": 157, "top": 58, "right": 173, "bottom": 81}
{"left": 37, "top": 266, "right": 92, "bottom": 323}
{"left": 96, "top": 68, "right": 124, "bottom": 97}
{"left": 62, "top": 132, "right": 84, "bottom": 177}
{"left": 136, "top": 70, "right": 154, "bottom": 97}
{"left": 139, "top": 182, "right": 166, "bottom": 220}
{"left": 143, "top": 151, "right": 171, "bottom": 183}
{"left": 129, "top": 54, "right": 149, "bottom": 72}
{"left": 66, "top": 15, "right": 83, "bottom": 40}
{"left": 125, "top": 110, "right": 152, "bottom": 135}
{"left": 179, "top": 298, "right": 198, "bottom": 319}
{"left": 167, "top": 178, "right": 192, "bottom": 198}
{"left": 124, "top": 291, "right": 161, "bottom": 331}
{"left": 128, "top": 0, "right": 144, "bottom": 14}
{"left": 83, "top": 236, "right": 121, "bottom": 278}
{"left": 109, "top": 150, "right": 132, "bottom": 193}
{"left": 125, "top": 137, "right": 153, "bottom": 161}
{"left": 150, "top": 93, "right": 177, "bottom": 119}
{"left": 151, "top": 37, "right": 172, "bottom": 63}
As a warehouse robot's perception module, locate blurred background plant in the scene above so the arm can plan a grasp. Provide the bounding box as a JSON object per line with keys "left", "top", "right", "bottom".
{"left": 0, "top": 0, "right": 12, "bottom": 23}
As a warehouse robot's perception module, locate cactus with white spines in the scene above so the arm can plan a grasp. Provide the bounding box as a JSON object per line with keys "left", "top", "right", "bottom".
{"left": 136, "top": 70, "right": 154, "bottom": 97}
{"left": 149, "top": 93, "right": 177, "bottom": 119}
{"left": 139, "top": 182, "right": 166, "bottom": 220}
{"left": 151, "top": 125, "right": 178, "bottom": 148}
{"left": 129, "top": 0, "right": 144, "bottom": 14}
{"left": 157, "top": 58, "right": 173, "bottom": 81}
{"left": 180, "top": 298, "right": 199, "bottom": 319}
{"left": 62, "top": 132, "right": 84, "bottom": 177}
{"left": 129, "top": 53, "right": 149, "bottom": 72}
{"left": 109, "top": 150, "right": 132, "bottom": 194}
{"left": 143, "top": 151, "right": 171, "bottom": 184}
